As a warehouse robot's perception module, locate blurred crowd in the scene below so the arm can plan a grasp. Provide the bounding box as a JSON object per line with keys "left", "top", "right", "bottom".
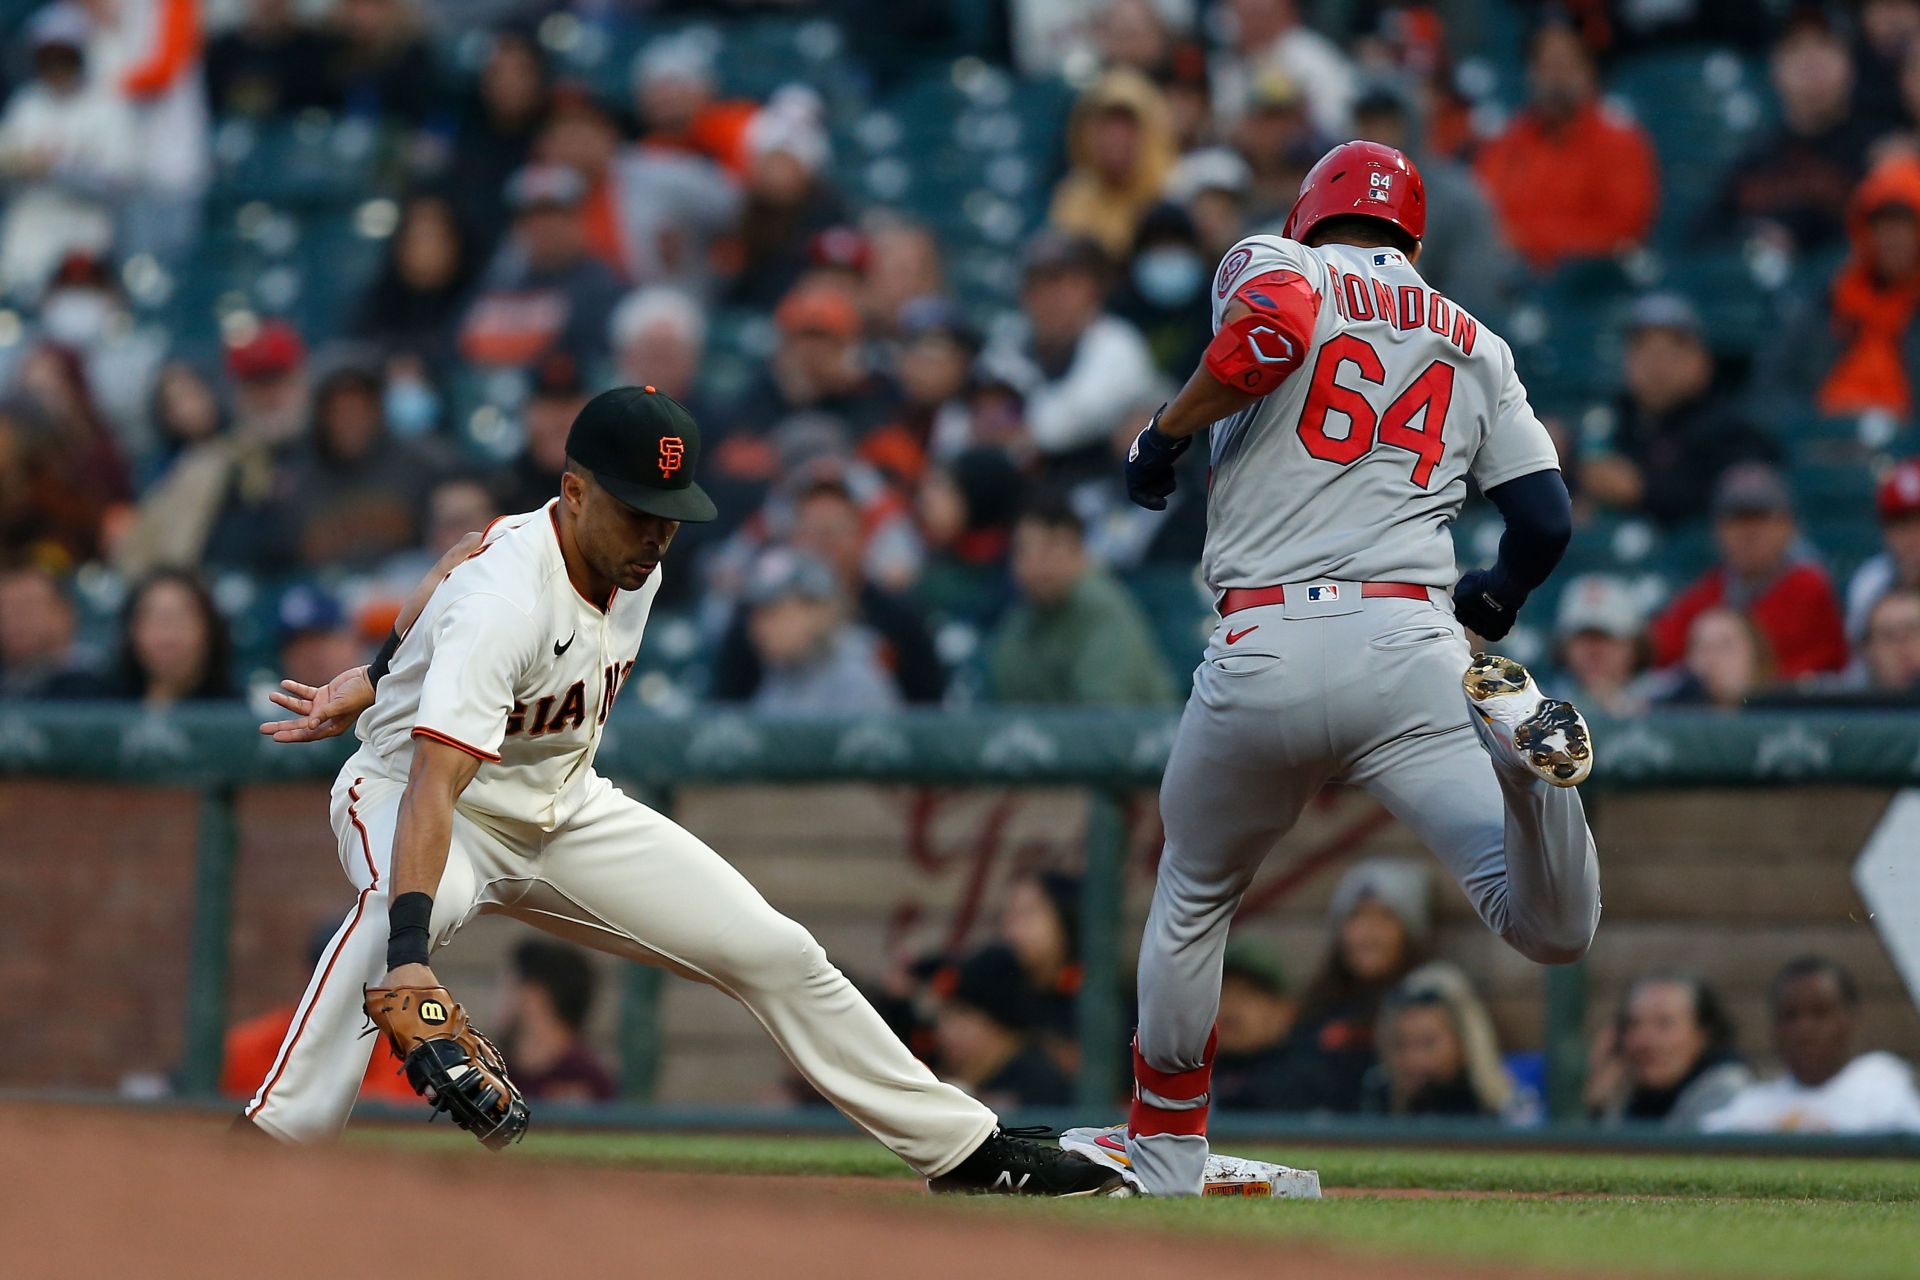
{"left": 3, "top": 0, "right": 1920, "bottom": 721}
{"left": 774, "top": 858, "right": 1920, "bottom": 1132}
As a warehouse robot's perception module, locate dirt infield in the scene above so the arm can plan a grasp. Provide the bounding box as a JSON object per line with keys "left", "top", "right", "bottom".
{"left": 1, "top": 1106, "right": 1585, "bottom": 1280}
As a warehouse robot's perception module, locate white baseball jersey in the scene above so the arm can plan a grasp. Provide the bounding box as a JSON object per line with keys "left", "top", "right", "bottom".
{"left": 351, "top": 501, "right": 655, "bottom": 830}
{"left": 1201, "top": 234, "right": 1560, "bottom": 593}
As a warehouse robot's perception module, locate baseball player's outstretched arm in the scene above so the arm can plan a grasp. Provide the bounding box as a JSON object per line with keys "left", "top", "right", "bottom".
{"left": 257, "top": 531, "right": 484, "bottom": 742}
{"left": 382, "top": 736, "right": 483, "bottom": 989}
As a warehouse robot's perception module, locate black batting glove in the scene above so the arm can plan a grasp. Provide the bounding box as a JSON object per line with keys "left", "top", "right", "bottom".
{"left": 1124, "top": 406, "right": 1190, "bottom": 511}
{"left": 1452, "top": 567, "right": 1527, "bottom": 642}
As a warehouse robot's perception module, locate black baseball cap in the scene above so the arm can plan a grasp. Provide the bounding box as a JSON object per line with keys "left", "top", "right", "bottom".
{"left": 564, "top": 385, "right": 718, "bottom": 523}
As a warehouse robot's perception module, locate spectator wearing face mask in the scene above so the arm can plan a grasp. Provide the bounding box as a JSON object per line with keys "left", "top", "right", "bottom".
{"left": 1112, "top": 202, "right": 1211, "bottom": 380}
{"left": 1650, "top": 464, "right": 1849, "bottom": 679}
{"left": 287, "top": 363, "right": 444, "bottom": 570}
{"left": 1704, "top": 956, "right": 1920, "bottom": 1134}
{"left": 1048, "top": 69, "right": 1178, "bottom": 260}
{"left": 1588, "top": 973, "right": 1750, "bottom": 1129}
{"left": 10, "top": 254, "right": 156, "bottom": 468}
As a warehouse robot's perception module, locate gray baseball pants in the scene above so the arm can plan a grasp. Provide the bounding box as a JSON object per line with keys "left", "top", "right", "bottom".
{"left": 1126, "top": 588, "right": 1601, "bottom": 1195}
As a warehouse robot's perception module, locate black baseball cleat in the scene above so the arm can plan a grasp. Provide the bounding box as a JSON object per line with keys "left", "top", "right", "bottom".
{"left": 928, "top": 1126, "right": 1129, "bottom": 1197}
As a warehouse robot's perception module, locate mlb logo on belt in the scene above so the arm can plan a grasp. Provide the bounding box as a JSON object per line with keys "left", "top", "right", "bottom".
{"left": 1306, "top": 583, "right": 1339, "bottom": 603}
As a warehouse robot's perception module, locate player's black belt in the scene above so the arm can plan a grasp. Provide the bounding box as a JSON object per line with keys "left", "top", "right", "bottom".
{"left": 1217, "top": 581, "right": 1431, "bottom": 617}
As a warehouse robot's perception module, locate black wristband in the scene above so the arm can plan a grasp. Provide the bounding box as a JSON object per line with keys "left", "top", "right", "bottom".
{"left": 367, "top": 629, "right": 402, "bottom": 692}
{"left": 386, "top": 891, "right": 433, "bottom": 970}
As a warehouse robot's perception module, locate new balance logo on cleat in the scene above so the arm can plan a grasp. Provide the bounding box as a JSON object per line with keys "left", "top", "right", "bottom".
{"left": 927, "top": 1128, "right": 1127, "bottom": 1197}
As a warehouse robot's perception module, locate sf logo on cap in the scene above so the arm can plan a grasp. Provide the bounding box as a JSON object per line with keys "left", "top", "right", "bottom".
{"left": 658, "top": 436, "right": 685, "bottom": 478}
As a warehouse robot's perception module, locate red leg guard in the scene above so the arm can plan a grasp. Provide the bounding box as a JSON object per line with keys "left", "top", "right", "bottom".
{"left": 1129, "top": 1029, "right": 1217, "bottom": 1138}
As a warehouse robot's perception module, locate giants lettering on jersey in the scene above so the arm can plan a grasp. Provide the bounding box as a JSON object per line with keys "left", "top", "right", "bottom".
{"left": 506, "top": 660, "right": 635, "bottom": 738}
{"left": 1325, "top": 266, "right": 1477, "bottom": 356}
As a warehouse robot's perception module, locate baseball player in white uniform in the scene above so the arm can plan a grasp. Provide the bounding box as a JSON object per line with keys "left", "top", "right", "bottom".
{"left": 1118, "top": 141, "right": 1601, "bottom": 1196}
{"left": 243, "top": 386, "right": 1123, "bottom": 1197}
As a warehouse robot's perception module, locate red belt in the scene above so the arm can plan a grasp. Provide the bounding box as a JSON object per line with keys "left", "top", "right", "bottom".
{"left": 1218, "top": 581, "right": 1430, "bottom": 617}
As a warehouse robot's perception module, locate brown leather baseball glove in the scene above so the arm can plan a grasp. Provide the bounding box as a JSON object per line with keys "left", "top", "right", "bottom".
{"left": 363, "top": 985, "right": 530, "bottom": 1149}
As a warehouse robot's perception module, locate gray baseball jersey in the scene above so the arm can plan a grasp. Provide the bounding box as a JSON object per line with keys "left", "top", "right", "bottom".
{"left": 1126, "top": 233, "right": 1599, "bottom": 1198}
{"left": 1201, "top": 235, "right": 1560, "bottom": 592}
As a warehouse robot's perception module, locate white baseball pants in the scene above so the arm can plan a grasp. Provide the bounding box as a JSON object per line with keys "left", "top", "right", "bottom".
{"left": 244, "top": 765, "right": 996, "bottom": 1176}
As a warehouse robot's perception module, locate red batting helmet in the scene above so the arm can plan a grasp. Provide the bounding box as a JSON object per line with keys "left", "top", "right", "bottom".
{"left": 1282, "top": 140, "right": 1427, "bottom": 245}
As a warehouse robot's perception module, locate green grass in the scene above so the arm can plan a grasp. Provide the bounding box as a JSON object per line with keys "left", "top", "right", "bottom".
{"left": 355, "top": 1130, "right": 1920, "bottom": 1278}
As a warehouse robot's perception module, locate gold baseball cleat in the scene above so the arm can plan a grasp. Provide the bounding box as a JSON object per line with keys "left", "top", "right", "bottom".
{"left": 1462, "top": 653, "right": 1593, "bottom": 787}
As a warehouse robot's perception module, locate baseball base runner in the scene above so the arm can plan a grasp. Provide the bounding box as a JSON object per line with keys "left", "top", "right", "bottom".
{"left": 1119, "top": 141, "right": 1602, "bottom": 1196}
{"left": 243, "top": 386, "right": 1123, "bottom": 1197}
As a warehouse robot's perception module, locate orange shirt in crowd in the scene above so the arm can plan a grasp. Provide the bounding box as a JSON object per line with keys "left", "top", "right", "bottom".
{"left": 221, "top": 1003, "right": 418, "bottom": 1104}
{"left": 1819, "top": 156, "right": 1920, "bottom": 419}
{"left": 644, "top": 100, "right": 760, "bottom": 175}
{"left": 1475, "top": 100, "right": 1659, "bottom": 271}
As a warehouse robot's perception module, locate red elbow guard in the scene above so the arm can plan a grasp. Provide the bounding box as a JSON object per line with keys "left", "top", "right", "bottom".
{"left": 1203, "top": 270, "right": 1318, "bottom": 395}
